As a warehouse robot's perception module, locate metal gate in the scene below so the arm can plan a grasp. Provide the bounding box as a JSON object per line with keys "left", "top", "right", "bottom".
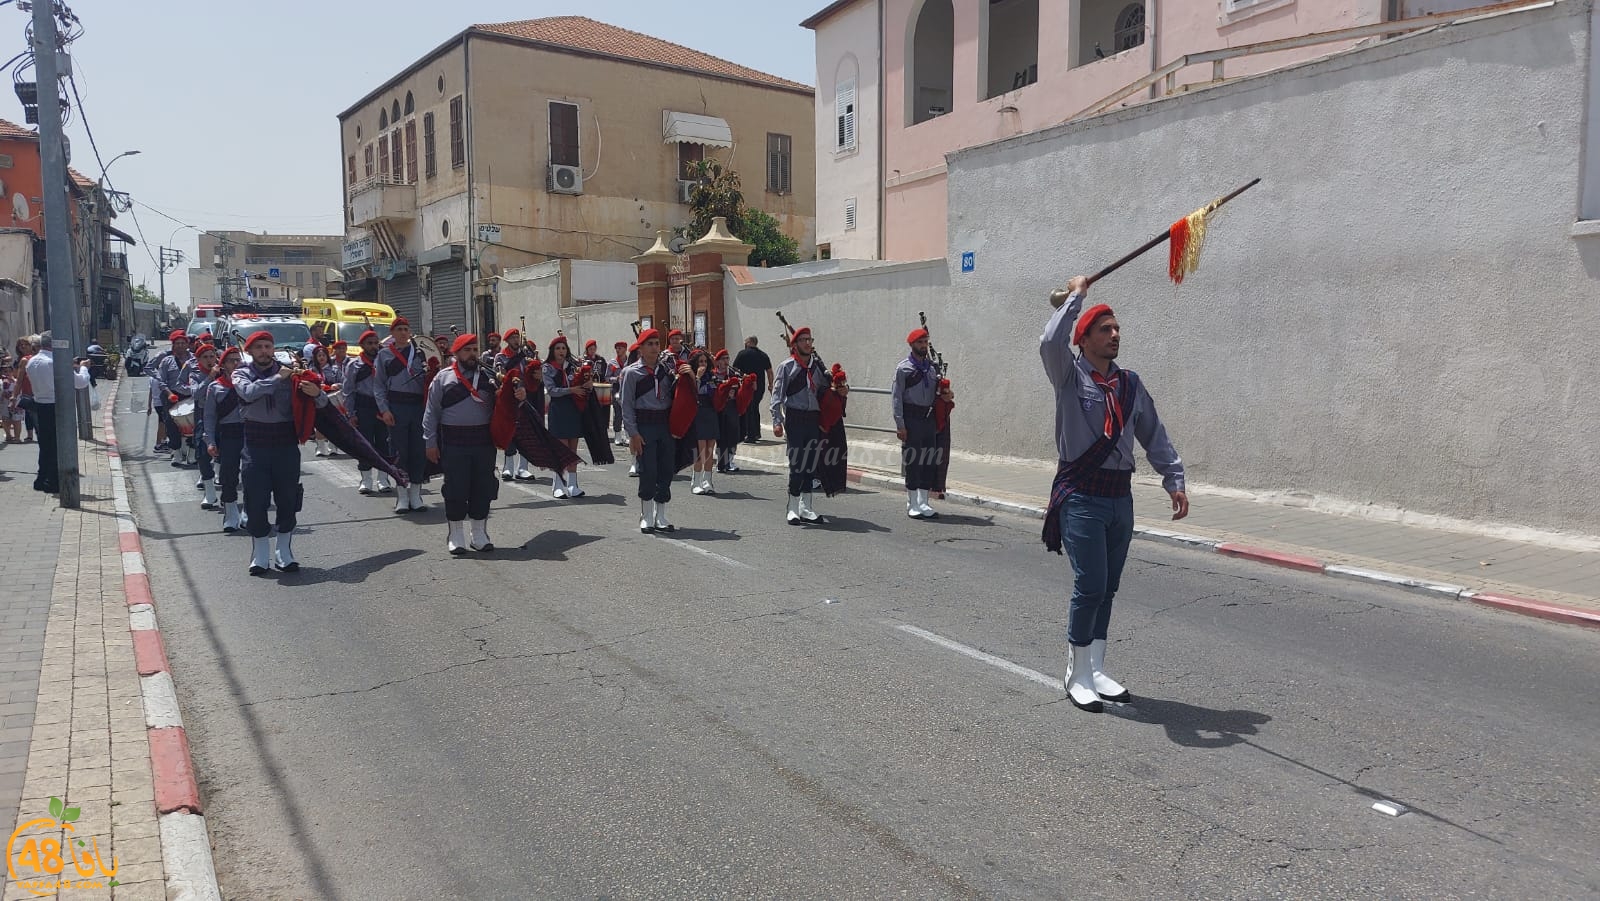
{"left": 382, "top": 273, "right": 421, "bottom": 326}
{"left": 429, "top": 264, "right": 468, "bottom": 336}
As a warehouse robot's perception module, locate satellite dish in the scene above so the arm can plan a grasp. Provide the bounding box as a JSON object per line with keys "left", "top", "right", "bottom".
{"left": 12, "top": 193, "right": 29, "bottom": 222}
{"left": 668, "top": 235, "right": 688, "bottom": 254}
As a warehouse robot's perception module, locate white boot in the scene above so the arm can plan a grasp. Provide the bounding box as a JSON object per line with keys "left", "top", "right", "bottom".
{"left": 798, "top": 492, "right": 820, "bottom": 522}
{"left": 628, "top": 458, "right": 638, "bottom": 478}
{"left": 916, "top": 489, "right": 938, "bottom": 518}
{"left": 222, "top": 502, "right": 242, "bottom": 533}
{"left": 691, "top": 470, "right": 708, "bottom": 495}
{"left": 786, "top": 494, "right": 802, "bottom": 525}
{"left": 552, "top": 473, "right": 568, "bottom": 499}
{"left": 501, "top": 454, "right": 516, "bottom": 481}
{"left": 170, "top": 446, "right": 183, "bottom": 467}
{"left": 565, "top": 470, "right": 584, "bottom": 498}
{"left": 358, "top": 470, "right": 376, "bottom": 495}
{"left": 394, "top": 485, "right": 413, "bottom": 513}
{"left": 248, "top": 537, "right": 273, "bottom": 576}
{"left": 273, "top": 530, "right": 298, "bottom": 571}
{"left": 314, "top": 438, "right": 330, "bottom": 457}
{"left": 447, "top": 520, "right": 468, "bottom": 555}
{"left": 375, "top": 473, "right": 393, "bottom": 493}
{"left": 202, "top": 480, "right": 219, "bottom": 510}
{"left": 640, "top": 499, "right": 656, "bottom": 533}
{"left": 1064, "top": 644, "right": 1103, "bottom": 713}
{"left": 1088, "top": 639, "right": 1131, "bottom": 702}
{"left": 467, "top": 518, "right": 492, "bottom": 553}
{"left": 652, "top": 500, "right": 674, "bottom": 533}
{"left": 470, "top": 519, "right": 493, "bottom": 552}
{"left": 613, "top": 430, "right": 626, "bottom": 447}
{"left": 410, "top": 483, "right": 427, "bottom": 511}
{"left": 907, "top": 489, "right": 925, "bottom": 518}
{"left": 195, "top": 477, "right": 205, "bottom": 490}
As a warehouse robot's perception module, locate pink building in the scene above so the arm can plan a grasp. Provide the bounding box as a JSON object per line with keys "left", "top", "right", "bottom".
{"left": 804, "top": 0, "right": 1496, "bottom": 261}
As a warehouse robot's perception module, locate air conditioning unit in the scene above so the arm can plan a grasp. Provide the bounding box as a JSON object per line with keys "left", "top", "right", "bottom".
{"left": 548, "top": 164, "right": 583, "bottom": 195}
{"left": 677, "top": 180, "right": 695, "bottom": 204}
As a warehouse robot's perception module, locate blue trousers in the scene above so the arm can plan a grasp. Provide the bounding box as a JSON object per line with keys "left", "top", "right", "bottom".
{"left": 242, "top": 443, "right": 302, "bottom": 539}
{"left": 390, "top": 400, "right": 427, "bottom": 483}
{"left": 635, "top": 420, "right": 675, "bottom": 503}
{"left": 215, "top": 426, "right": 243, "bottom": 504}
{"left": 1063, "top": 493, "right": 1135, "bottom": 647}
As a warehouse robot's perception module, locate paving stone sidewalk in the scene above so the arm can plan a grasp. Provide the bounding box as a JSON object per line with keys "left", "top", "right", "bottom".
{"left": 2, "top": 427, "right": 168, "bottom": 900}
{"left": 735, "top": 432, "right": 1600, "bottom": 611}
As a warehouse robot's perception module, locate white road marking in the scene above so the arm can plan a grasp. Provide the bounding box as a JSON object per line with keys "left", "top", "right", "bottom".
{"left": 893, "top": 624, "right": 1061, "bottom": 690}
{"left": 146, "top": 471, "right": 203, "bottom": 505}
{"left": 303, "top": 459, "right": 357, "bottom": 488}
{"left": 655, "top": 536, "right": 752, "bottom": 570}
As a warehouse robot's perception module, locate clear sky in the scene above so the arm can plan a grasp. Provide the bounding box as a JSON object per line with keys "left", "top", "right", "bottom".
{"left": 36, "top": 0, "right": 820, "bottom": 302}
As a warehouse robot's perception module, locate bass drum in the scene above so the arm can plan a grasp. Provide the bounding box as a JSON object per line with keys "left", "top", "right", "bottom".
{"left": 412, "top": 334, "right": 444, "bottom": 368}
{"left": 170, "top": 398, "right": 197, "bottom": 436}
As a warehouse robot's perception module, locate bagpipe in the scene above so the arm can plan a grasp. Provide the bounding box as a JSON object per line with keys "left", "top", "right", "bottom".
{"left": 489, "top": 362, "right": 581, "bottom": 475}
{"left": 663, "top": 345, "right": 699, "bottom": 441}
{"left": 712, "top": 365, "right": 757, "bottom": 416}
{"left": 288, "top": 363, "right": 410, "bottom": 487}
{"left": 568, "top": 358, "right": 616, "bottom": 465}
{"left": 777, "top": 311, "right": 851, "bottom": 497}
{"left": 918, "top": 311, "right": 955, "bottom": 434}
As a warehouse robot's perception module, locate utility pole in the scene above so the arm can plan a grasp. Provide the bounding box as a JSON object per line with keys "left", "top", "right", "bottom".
{"left": 33, "top": 0, "right": 82, "bottom": 507}
{"left": 158, "top": 245, "right": 183, "bottom": 322}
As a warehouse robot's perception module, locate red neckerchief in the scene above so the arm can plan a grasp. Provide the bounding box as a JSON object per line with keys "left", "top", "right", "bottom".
{"left": 453, "top": 362, "right": 484, "bottom": 401}
{"left": 791, "top": 353, "right": 816, "bottom": 393}
{"left": 389, "top": 343, "right": 415, "bottom": 370}
{"left": 1090, "top": 369, "right": 1125, "bottom": 439}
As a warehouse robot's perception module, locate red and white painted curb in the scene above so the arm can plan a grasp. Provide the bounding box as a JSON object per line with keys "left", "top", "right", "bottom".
{"left": 823, "top": 462, "right": 1600, "bottom": 632}
{"left": 103, "top": 402, "right": 224, "bottom": 901}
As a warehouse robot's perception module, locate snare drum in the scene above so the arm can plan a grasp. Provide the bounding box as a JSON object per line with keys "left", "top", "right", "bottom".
{"left": 170, "top": 398, "right": 197, "bottom": 436}
{"left": 594, "top": 382, "right": 613, "bottom": 405}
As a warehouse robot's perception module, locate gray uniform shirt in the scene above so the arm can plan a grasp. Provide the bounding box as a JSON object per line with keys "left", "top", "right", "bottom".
{"left": 344, "top": 354, "right": 379, "bottom": 400}
{"left": 618, "top": 359, "right": 676, "bottom": 437}
{"left": 1040, "top": 293, "right": 1186, "bottom": 493}
{"left": 770, "top": 355, "right": 828, "bottom": 429}
{"left": 156, "top": 351, "right": 191, "bottom": 405}
{"left": 890, "top": 356, "right": 939, "bottom": 429}
{"left": 201, "top": 377, "right": 243, "bottom": 448}
{"left": 373, "top": 343, "right": 429, "bottom": 415}
{"left": 422, "top": 364, "right": 496, "bottom": 450}
{"left": 232, "top": 361, "right": 327, "bottom": 424}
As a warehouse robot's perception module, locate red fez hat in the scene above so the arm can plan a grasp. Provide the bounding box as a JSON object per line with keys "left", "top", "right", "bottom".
{"left": 244, "top": 330, "right": 274, "bottom": 349}
{"left": 549, "top": 334, "right": 568, "bottom": 350}
{"left": 667, "top": 329, "right": 684, "bottom": 340}
{"left": 501, "top": 328, "right": 519, "bottom": 340}
{"left": 584, "top": 339, "right": 597, "bottom": 350}
{"left": 358, "top": 330, "right": 378, "bottom": 343}
{"left": 790, "top": 326, "right": 812, "bottom": 343}
{"left": 1072, "top": 304, "right": 1116, "bottom": 346}
{"left": 636, "top": 328, "right": 661, "bottom": 345}
{"left": 450, "top": 333, "right": 478, "bottom": 355}
{"left": 331, "top": 340, "right": 348, "bottom": 350}
{"left": 169, "top": 330, "right": 187, "bottom": 342}
{"left": 219, "top": 345, "right": 241, "bottom": 362}
{"left": 907, "top": 327, "right": 929, "bottom": 345}
{"left": 391, "top": 317, "right": 410, "bottom": 329}
{"left": 614, "top": 340, "right": 627, "bottom": 348}
{"left": 714, "top": 348, "right": 729, "bottom": 361}
{"left": 195, "top": 342, "right": 219, "bottom": 356}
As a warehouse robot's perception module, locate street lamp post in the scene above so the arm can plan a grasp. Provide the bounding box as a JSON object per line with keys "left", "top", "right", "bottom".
{"left": 98, "top": 149, "right": 140, "bottom": 187}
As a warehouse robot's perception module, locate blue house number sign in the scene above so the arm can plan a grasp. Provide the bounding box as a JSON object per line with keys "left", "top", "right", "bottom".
{"left": 960, "top": 252, "right": 975, "bottom": 273}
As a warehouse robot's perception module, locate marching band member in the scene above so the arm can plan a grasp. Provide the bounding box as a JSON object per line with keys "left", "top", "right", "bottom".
{"left": 581, "top": 339, "right": 608, "bottom": 383}
{"left": 892, "top": 328, "right": 954, "bottom": 519}
{"left": 495, "top": 329, "right": 537, "bottom": 481}
{"left": 610, "top": 340, "right": 629, "bottom": 446}
{"left": 185, "top": 344, "right": 222, "bottom": 510}
{"left": 1043, "top": 278, "right": 1188, "bottom": 713}
{"left": 308, "top": 344, "right": 341, "bottom": 457}
{"left": 234, "top": 330, "right": 329, "bottom": 575}
{"left": 345, "top": 330, "right": 393, "bottom": 496}
{"left": 689, "top": 349, "right": 719, "bottom": 495}
{"left": 374, "top": 317, "right": 432, "bottom": 513}
{"left": 771, "top": 327, "right": 848, "bottom": 524}
{"left": 424, "top": 333, "right": 510, "bottom": 555}
{"left": 485, "top": 331, "right": 502, "bottom": 357}
{"left": 541, "top": 335, "right": 587, "bottom": 498}
{"left": 204, "top": 346, "right": 247, "bottom": 532}
{"left": 711, "top": 349, "right": 749, "bottom": 474}
{"left": 620, "top": 328, "right": 691, "bottom": 533}
{"left": 156, "top": 330, "right": 192, "bottom": 464}
{"left": 329, "top": 340, "right": 351, "bottom": 382}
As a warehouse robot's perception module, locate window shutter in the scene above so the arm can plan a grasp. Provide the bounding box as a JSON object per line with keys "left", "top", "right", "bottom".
{"left": 836, "top": 80, "right": 856, "bottom": 150}
{"left": 844, "top": 197, "right": 858, "bottom": 231}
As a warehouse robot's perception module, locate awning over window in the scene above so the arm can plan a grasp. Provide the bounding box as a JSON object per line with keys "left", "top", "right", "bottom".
{"left": 663, "top": 111, "right": 733, "bottom": 148}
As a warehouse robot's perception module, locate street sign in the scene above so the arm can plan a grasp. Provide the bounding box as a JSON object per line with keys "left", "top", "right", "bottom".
{"left": 960, "top": 252, "right": 975, "bottom": 273}
{"left": 478, "top": 224, "right": 502, "bottom": 244}
{"left": 268, "top": 267, "right": 281, "bottom": 279}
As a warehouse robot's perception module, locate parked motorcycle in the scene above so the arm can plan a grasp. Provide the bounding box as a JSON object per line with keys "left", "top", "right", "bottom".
{"left": 124, "top": 336, "right": 150, "bottom": 376}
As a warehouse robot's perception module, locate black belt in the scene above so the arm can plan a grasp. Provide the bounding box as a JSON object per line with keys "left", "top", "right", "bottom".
{"left": 636, "top": 408, "right": 670, "bottom": 424}
{"left": 441, "top": 423, "right": 493, "bottom": 447}
{"left": 904, "top": 402, "right": 933, "bottom": 419}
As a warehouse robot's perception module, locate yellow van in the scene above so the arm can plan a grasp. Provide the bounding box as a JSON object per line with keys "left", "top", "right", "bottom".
{"left": 301, "top": 298, "right": 397, "bottom": 346}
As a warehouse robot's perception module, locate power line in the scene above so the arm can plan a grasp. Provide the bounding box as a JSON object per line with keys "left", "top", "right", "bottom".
{"left": 64, "top": 69, "right": 160, "bottom": 268}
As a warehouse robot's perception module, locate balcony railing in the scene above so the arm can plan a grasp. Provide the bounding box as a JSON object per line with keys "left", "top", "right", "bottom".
{"left": 348, "top": 175, "right": 417, "bottom": 227}
{"left": 102, "top": 251, "right": 128, "bottom": 273}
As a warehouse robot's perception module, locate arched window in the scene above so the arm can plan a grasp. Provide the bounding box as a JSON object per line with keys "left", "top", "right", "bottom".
{"left": 908, "top": 0, "right": 953, "bottom": 126}
{"left": 379, "top": 109, "right": 388, "bottom": 130}
{"left": 391, "top": 100, "right": 401, "bottom": 122}
{"left": 1115, "top": 4, "right": 1146, "bottom": 53}
{"left": 404, "top": 91, "right": 414, "bottom": 116}
{"left": 983, "top": 0, "right": 1038, "bottom": 99}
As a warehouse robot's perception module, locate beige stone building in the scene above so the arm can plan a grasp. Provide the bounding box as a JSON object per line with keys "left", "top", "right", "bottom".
{"left": 187, "top": 230, "right": 342, "bottom": 312}
{"left": 337, "top": 16, "right": 817, "bottom": 335}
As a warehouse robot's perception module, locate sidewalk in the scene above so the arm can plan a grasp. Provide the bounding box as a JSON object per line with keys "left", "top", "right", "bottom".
{"left": 735, "top": 431, "right": 1600, "bottom": 623}
{"left": 1, "top": 397, "right": 218, "bottom": 900}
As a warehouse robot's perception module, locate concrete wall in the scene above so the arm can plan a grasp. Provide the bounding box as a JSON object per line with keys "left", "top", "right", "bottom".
{"left": 723, "top": 258, "right": 950, "bottom": 433}
{"left": 496, "top": 262, "right": 640, "bottom": 354}
{"left": 812, "top": 0, "right": 883, "bottom": 259}
{"left": 942, "top": 0, "right": 1600, "bottom": 533}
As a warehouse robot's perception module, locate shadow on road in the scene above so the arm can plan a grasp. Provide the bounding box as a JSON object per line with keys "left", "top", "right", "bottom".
{"left": 658, "top": 527, "right": 741, "bottom": 542}
{"left": 474, "top": 528, "right": 603, "bottom": 562}
{"left": 275, "top": 548, "right": 426, "bottom": 586}
{"left": 1109, "top": 696, "right": 1271, "bottom": 749}
{"left": 806, "top": 515, "right": 892, "bottom": 534}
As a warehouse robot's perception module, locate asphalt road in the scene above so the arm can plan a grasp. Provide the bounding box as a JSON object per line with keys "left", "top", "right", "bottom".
{"left": 112, "top": 375, "right": 1600, "bottom": 900}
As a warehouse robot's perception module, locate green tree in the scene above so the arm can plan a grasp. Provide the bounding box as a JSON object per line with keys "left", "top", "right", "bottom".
{"left": 132, "top": 284, "right": 159, "bottom": 306}
{"left": 680, "top": 160, "right": 800, "bottom": 268}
